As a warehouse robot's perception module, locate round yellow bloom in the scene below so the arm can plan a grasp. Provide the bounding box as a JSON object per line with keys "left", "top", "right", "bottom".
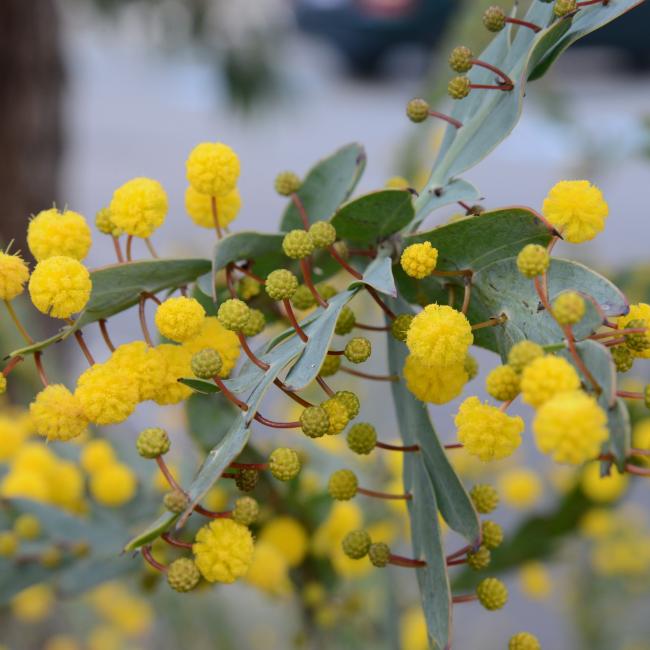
{"left": 0, "top": 414, "right": 30, "bottom": 461}
{"left": 618, "top": 303, "right": 650, "bottom": 358}
{"left": 155, "top": 296, "right": 205, "bottom": 342}
{"left": 259, "top": 516, "right": 308, "bottom": 567}
{"left": 29, "top": 256, "right": 92, "bottom": 319}
{"left": 533, "top": 390, "right": 608, "bottom": 464}
{"left": 0, "top": 250, "right": 30, "bottom": 300}
{"left": 633, "top": 418, "right": 650, "bottom": 467}
{"left": 152, "top": 344, "right": 194, "bottom": 405}
{"left": 48, "top": 460, "right": 84, "bottom": 511}
{"left": 80, "top": 439, "right": 116, "bottom": 474}
{"left": 185, "top": 185, "right": 242, "bottom": 228}
{"left": 0, "top": 468, "right": 48, "bottom": 501}
{"left": 400, "top": 241, "right": 438, "bottom": 279}
{"left": 27, "top": 208, "right": 92, "bottom": 261}
{"left": 193, "top": 518, "right": 254, "bottom": 583}
{"left": 498, "top": 468, "right": 542, "bottom": 509}
{"left": 186, "top": 142, "right": 240, "bottom": 197}
{"left": 406, "top": 304, "right": 473, "bottom": 367}
{"left": 30, "top": 384, "right": 89, "bottom": 441}
{"left": 403, "top": 353, "right": 467, "bottom": 404}
{"left": 183, "top": 317, "right": 241, "bottom": 378}
{"left": 518, "top": 561, "right": 551, "bottom": 600}
{"left": 521, "top": 355, "right": 580, "bottom": 408}
{"left": 542, "top": 180, "right": 608, "bottom": 243}
{"left": 14, "top": 514, "right": 41, "bottom": 540}
{"left": 11, "top": 584, "right": 54, "bottom": 622}
{"left": 75, "top": 363, "right": 139, "bottom": 425}
{"left": 580, "top": 462, "right": 628, "bottom": 503}
{"left": 109, "top": 177, "right": 168, "bottom": 238}
{"left": 90, "top": 463, "right": 137, "bottom": 507}
{"left": 455, "top": 396, "right": 524, "bottom": 461}
{"left": 107, "top": 341, "right": 168, "bottom": 402}
{"left": 400, "top": 606, "right": 428, "bottom": 650}
{"left": 12, "top": 442, "right": 57, "bottom": 473}
{"left": 245, "top": 541, "right": 292, "bottom": 597}
{"left": 485, "top": 365, "right": 520, "bottom": 402}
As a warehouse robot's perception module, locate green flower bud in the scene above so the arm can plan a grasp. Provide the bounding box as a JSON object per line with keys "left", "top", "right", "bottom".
{"left": 483, "top": 5, "right": 506, "bottom": 31}
{"left": 235, "top": 468, "right": 258, "bottom": 492}
{"left": 482, "top": 520, "right": 504, "bottom": 550}
{"left": 241, "top": 308, "right": 266, "bottom": 337}
{"left": 292, "top": 285, "right": 316, "bottom": 310}
{"left": 625, "top": 319, "right": 650, "bottom": 352}
{"left": 308, "top": 221, "right": 337, "bottom": 248}
{"left": 319, "top": 354, "right": 341, "bottom": 377}
{"left": 368, "top": 542, "right": 391, "bottom": 568}
{"left": 344, "top": 337, "right": 371, "bottom": 364}
{"left": 476, "top": 577, "right": 508, "bottom": 610}
{"left": 238, "top": 276, "right": 261, "bottom": 301}
{"left": 167, "top": 558, "right": 201, "bottom": 592}
{"left": 191, "top": 348, "right": 223, "bottom": 379}
{"left": 300, "top": 406, "right": 330, "bottom": 439}
{"left": 391, "top": 313, "right": 414, "bottom": 342}
{"left": 507, "top": 341, "right": 544, "bottom": 373}
{"left": 611, "top": 345, "right": 633, "bottom": 373}
{"left": 274, "top": 171, "right": 301, "bottom": 196}
{"left": 347, "top": 423, "right": 377, "bottom": 455}
{"left": 335, "top": 307, "right": 356, "bottom": 335}
{"left": 232, "top": 496, "right": 259, "bottom": 526}
{"left": 163, "top": 490, "right": 189, "bottom": 514}
{"left": 554, "top": 0, "right": 577, "bottom": 17}
{"left": 552, "top": 291, "right": 585, "bottom": 325}
{"left": 516, "top": 244, "right": 549, "bottom": 279}
{"left": 95, "top": 207, "right": 122, "bottom": 237}
{"left": 464, "top": 354, "right": 479, "bottom": 380}
{"left": 328, "top": 469, "right": 358, "bottom": 501}
{"left": 342, "top": 530, "right": 371, "bottom": 559}
{"left": 217, "top": 298, "right": 251, "bottom": 332}
{"left": 470, "top": 484, "right": 499, "bottom": 514}
{"left": 136, "top": 427, "right": 170, "bottom": 458}
{"left": 467, "top": 545, "right": 491, "bottom": 571}
{"left": 449, "top": 46, "right": 474, "bottom": 73}
{"left": 334, "top": 390, "right": 360, "bottom": 419}
{"left": 448, "top": 75, "right": 471, "bottom": 100}
{"left": 317, "top": 283, "right": 338, "bottom": 301}
{"left": 269, "top": 448, "right": 301, "bottom": 481}
{"left": 282, "top": 230, "right": 315, "bottom": 259}
{"left": 265, "top": 269, "right": 299, "bottom": 301}
{"left": 406, "top": 98, "right": 430, "bottom": 123}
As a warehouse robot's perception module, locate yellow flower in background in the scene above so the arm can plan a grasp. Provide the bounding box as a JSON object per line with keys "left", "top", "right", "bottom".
{"left": 185, "top": 185, "right": 242, "bottom": 229}
{"left": 11, "top": 584, "right": 54, "bottom": 622}
{"left": 312, "top": 501, "right": 362, "bottom": 556}
{"left": 580, "top": 462, "right": 629, "bottom": 503}
{"left": 518, "top": 562, "right": 552, "bottom": 600}
{"left": 385, "top": 176, "right": 410, "bottom": 190}
{"left": 30, "top": 384, "right": 89, "bottom": 441}
{"left": 183, "top": 317, "right": 241, "bottom": 378}
{"left": 259, "top": 516, "right": 308, "bottom": 568}
{"left": 400, "top": 606, "right": 428, "bottom": 650}
{"left": 80, "top": 439, "right": 116, "bottom": 474}
{"left": 633, "top": 418, "right": 650, "bottom": 467}
{"left": 202, "top": 486, "right": 228, "bottom": 512}
{"left": 90, "top": 463, "right": 137, "bottom": 507}
{"left": 331, "top": 546, "right": 372, "bottom": 578}
{"left": 153, "top": 344, "right": 194, "bottom": 405}
{"left": 153, "top": 461, "right": 179, "bottom": 493}
{"left": 618, "top": 303, "right": 650, "bottom": 358}
{"left": 521, "top": 356, "right": 580, "bottom": 409}
{"left": 89, "top": 582, "right": 153, "bottom": 637}
{"left": 498, "top": 468, "right": 542, "bottom": 509}
{"left": 245, "top": 541, "right": 292, "bottom": 597}
{"left": 0, "top": 414, "right": 31, "bottom": 461}
{"left": 579, "top": 508, "right": 617, "bottom": 539}
{"left": 86, "top": 626, "right": 124, "bottom": 650}
{"left": 44, "top": 636, "right": 81, "bottom": 650}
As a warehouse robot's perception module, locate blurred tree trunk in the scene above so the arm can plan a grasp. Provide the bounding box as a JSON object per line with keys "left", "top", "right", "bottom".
{"left": 0, "top": 0, "right": 64, "bottom": 254}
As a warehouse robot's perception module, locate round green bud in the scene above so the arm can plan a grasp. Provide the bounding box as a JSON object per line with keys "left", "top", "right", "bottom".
{"left": 344, "top": 337, "right": 371, "bottom": 364}
{"left": 232, "top": 496, "right": 259, "bottom": 526}
{"left": 167, "top": 558, "right": 201, "bottom": 593}
{"left": 13, "top": 514, "right": 41, "bottom": 540}
{"left": 321, "top": 397, "right": 350, "bottom": 435}
{"left": 335, "top": 306, "right": 356, "bottom": 335}
{"left": 347, "top": 423, "right": 377, "bottom": 455}
{"left": 476, "top": 577, "right": 508, "bottom": 610}
{"left": 516, "top": 244, "right": 550, "bottom": 278}
{"left": 95, "top": 207, "right": 122, "bottom": 237}
{"left": 300, "top": 406, "right": 330, "bottom": 439}
{"left": 334, "top": 390, "right": 360, "bottom": 419}
{"left": 368, "top": 542, "right": 391, "bottom": 568}
{"left": 449, "top": 46, "right": 474, "bottom": 73}
{"left": 163, "top": 490, "right": 189, "bottom": 514}
{"left": 464, "top": 354, "right": 479, "bottom": 381}
{"left": 241, "top": 308, "right": 266, "bottom": 337}
{"left": 481, "top": 520, "right": 504, "bottom": 550}
{"left": 319, "top": 354, "right": 341, "bottom": 377}
{"left": 625, "top": 319, "right": 650, "bottom": 352}
{"left": 483, "top": 5, "right": 506, "bottom": 31}
{"left": 644, "top": 385, "right": 650, "bottom": 410}
{"left": 448, "top": 75, "right": 471, "bottom": 100}
{"left": 467, "top": 545, "right": 491, "bottom": 571}
{"left": 0, "top": 532, "right": 18, "bottom": 557}
{"left": 265, "top": 269, "right": 299, "bottom": 301}
{"left": 552, "top": 291, "right": 585, "bottom": 326}
{"left": 282, "top": 230, "right": 315, "bottom": 259}
{"left": 317, "top": 283, "right": 338, "bottom": 301}
{"left": 507, "top": 340, "right": 544, "bottom": 373}
{"left": 308, "top": 221, "right": 337, "bottom": 248}
{"left": 274, "top": 171, "right": 301, "bottom": 196}
{"left": 391, "top": 313, "right": 414, "bottom": 342}
{"left": 238, "top": 276, "right": 261, "bottom": 301}
{"left": 269, "top": 448, "right": 301, "bottom": 481}
{"left": 136, "top": 427, "right": 170, "bottom": 458}
{"left": 470, "top": 484, "right": 499, "bottom": 514}
{"left": 217, "top": 298, "right": 250, "bottom": 332}
{"left": 342, "top": 530, "right": 371, "bottom": 559}
{"left": 292, "top": 285, "right": 316, "bottom": 310}
{"left": 611, "top": 345, "right": 633, "bottom": 373}
{"left": 328, "top": 469, "right": 358, "bottom": 501}
{"left": 509, "top": 632, "right": 541, "bottom": 650}
{"left": 406, "top": 98, "right": 430, "bottom": 123}
{"left": 191, "top": 348, "right": 223, "bottom": 379}
{"left": 40, "top": 545, "right": 62, "bottom": 569}
{"left": 235, "top": 468, "right": 258, "bottom": 492}
{"left": 554, "top": 0, "right": 577, "bottom": 17}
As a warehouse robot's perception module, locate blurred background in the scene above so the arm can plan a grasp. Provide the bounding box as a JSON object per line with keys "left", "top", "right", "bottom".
{"left": 1, "top": 1, "right": 650, "bottom": 649}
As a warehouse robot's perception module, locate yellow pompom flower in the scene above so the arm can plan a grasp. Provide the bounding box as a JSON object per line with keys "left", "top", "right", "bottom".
{"left": 518, "top": 561, "right": 552, "bottom": 600}
{"left": 193, "top": 518, "right": 254, "bottom": 583}
{"left": 485, "top": 365, "right": 520, "bottom": 402}
{"left": 75, "top": 363, "right": 139, "bottom": 425}
{"left": 11, "top": 584, "right": 54, "bottom": 622}
{"left": 632, "top": 418, "right": 650, "bottom": 467}
{"left": 30, "top": 384, "right": 89, "bottom": 441}
{"left": 400, "top": 607, "right": 428, "bottom": 650}
{"left": 0, "top": 468, "right": 48, "bottom": 501}
{"left": 107, "top": 341, "right": 168, "bottom": 402}
{"left": 48, "top": 459, "right": 84, "bottom": 511}
{"left": 90, "top": 463, "right": 137, "bottom": 507}
{"left": 0, "top": 414, "right": 31, "bottom": 461}
{"left": 403, "top": 353, "right": 467, "bottom": 404}
{"left": 533, "top": 390, "right": 608, "bottom": 464}
{"left": 400, "top": 241, "right": 438, "bottom": 279}
{"left": 186, "top": 142, "right": 240, "bottom": 197}
{"left": 520, "top": 355, "right": 580, "bottom": 408}
{"left": 0, "top": 249, "right": 30, "bottom": 300}
{"left": 259, "top": 516, "right": 309, "bottom": 567}
{"left": 406, "top": 304, "right": 473, "bottom": 367}
{"left": 109, "top": 177, "right": 168, "bottom": 238}
{"left": 155, "top": 296, "right": 206, "bottom": 342}
{"left": 185, "top": 185, "right": 242, "bottom": 228}
{"left": 542, "top": 180, "right": 608, "bottom": 243}
{"left": 498, "top": 468, "right": 542, "bottom": 509}
{"left": 455, "top": 396, "right": 524, "bottom": 461}
{"left": 618, "top": 303, "right": 650, "bottom": 358}
{"left": 152, "top": 344, "right": 194, "bottom": 405}
{"left": 27, "top": 208, "right": 92, "bottom": 261}
{"left": 11, "top": 442, "right": 57, "bottom": 473}
{"left": 80, "top": 439, "right": 116, "bottom": 474}
{"left": 183, "top": 317, "right": 241, "bottom": 378}
{"left": 580, "top": 462, "right": 628, "bottom": 503}
{"left": 29, "top": 256, "right": 92, "bottom": 319}
{"left": 245, "top": 541, "right": 292, "bottom": 597}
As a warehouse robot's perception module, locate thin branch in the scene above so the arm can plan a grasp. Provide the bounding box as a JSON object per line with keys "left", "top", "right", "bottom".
{"left": 211, "top": 196, "right": 223, "bottom": 239}
{"left": 340, "top": 366, "right": 398, "bottom": 382}
{"left": 98, "top": 319, "right": 116, "bottom": 352}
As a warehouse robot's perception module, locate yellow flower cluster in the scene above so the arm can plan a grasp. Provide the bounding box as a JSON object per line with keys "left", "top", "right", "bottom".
{"left": 0, "top": 249, "right": 30, "bottom": 301}
{"left": 27, "top": 208, "right": 92, "bottom": 261}
{"left": 498, "top": 468, "right": 542, "bottom": 509}
{"left": 403, "top": 353, "right": 468, "bottom": 404}
{"left": 520, "top": 355, "right": 580, "bottom": 408}
{"left": 30, "top": 384, "right": 88, "bottom": 441}
{"left": 185, "top": 185, "right": 242, "bottom": 229}
{"left": 154, "top": 296, "right": 206, "bottom": 342}
{"left": 618, "top": 303, "right": 650, "bottom": 358}
{"left": 400, "top": 241, "right": 438, "bottom": 279}
{"left": 88, "top": 581, "right": 153, "bottom": 637}
{"left": 81, "top": 439, "right": 137, "bottom": 508}
{"left": 109, "top": 177, "right": 168, "bottom": 238}
{"left": 580, "top": 462, "right": 628, "bottom": 503}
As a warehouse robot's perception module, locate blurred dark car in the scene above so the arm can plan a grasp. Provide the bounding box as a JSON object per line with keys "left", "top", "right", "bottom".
{"left": 295, "top": 0, "right": 455, "bottom": 75}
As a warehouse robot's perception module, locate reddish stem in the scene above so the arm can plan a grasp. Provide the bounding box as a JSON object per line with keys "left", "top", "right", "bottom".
{"left": 631, "top": 448, "right": 650, "bottom": 457}
{"left": 34, "top": 352, "right": 49, "bottom": 387}
{"left": 316, "top": 375, "right": 336, "bottom": 397}
{"left": 461, "top": 279, "right": 472, "bottom": 315}
{"left": 139, "top": 295, "right": 155, "bottom": 347}
{"left": 471, "top": 315, "right": 506, "bottom": 331}
{"left": 112, "top": 236, "right": 124, "bottom": 263}
{"left": 214, "top": 377, "right": 249, "bottom": 410}
{"left": 452, "top": 594, "right": 478, "bottom": 604}
{"left": 145, "top": 238, "right": 159, "bottom": 259}
{"left": 230, "top": 462, "right": 268, "bottom": 470}
{"left": 375, "top": 441, "right": 420, "bottom": 452}
{"left": 73, "top": 330, "right": 95, "bottom": 366}
{"left": 299, "top": 259, "right": 328, "bottom": 309}
{"left": 505, "top": 16, "right": 541, "bottom": 32}
{"left": 98, "top": 319, "right": 116, "bottom": 352}
{"left": 563, "top": 324, "right": 601, "bottom": 394}
{"left": 626, "top": 464, "right": 650, "bottom": 477}
{"left": 2, "top": 355, "right": 23, "bottom": 377}
{"left": 283, "top": 299, "right": 308, "bottom": 342}
{"left": 155, "top": 456, "right": 184, "bottom": 493}
{"left": 161, "top": 533, "right": 193, "bottom": 549}
{"left": 126, "top": 235, "right": 134, "bottom": 262}
{"left": 328, "top": 245, "right": 363, "bottom": 280}
{"left": 430, "top": 268, "right": 473, "bottom": 279}
{"left": 273, "top": 378, "right": 313, "bottom": 407}
{"left": 327, "top": 349, "right": 345, "bottom": 356}
{"left": 254, "top": 413, "right": 301, "bottom": 429}
{"left": 469, "top": 82, "right": 512, "bottom": 91}
{"left": 577, "top": 0, "right": 605, "bottom": 6}
{"left": 235, "top": 262, "right": 265, "bottom": 284}
{"left": 291, "top": 193, "right": 310, "bottom": 230}
{"left": 211, "top": 196, "right": 223, "bottom": 239}
{"left": 366, "top": 286, "right": 396, "bottom": 320}
{"left": 617, "top": 390, "right": 643, "bottom": 400}
{"left": 389, "top": 553, "right": 427, "bottom": 568}
{"left": 447, "top": 558, "right": 468, "bottom": 567}
{"left": 446, "top": 544, "right": 473, "bottom": 562}
{"left": 471, "top": 59, "right": 513, "bottom": 88}
{"left": 355, "top": 322, "right": 391, "bottom": 331}
{"left": 348, "top": 248, "right": 378, "bottom": 258}
{"left": 428, "top": 110, "right": 463, "bottom": 129}
{"left": 604, "top": 338, "right": 626, "bottom": 347}
{"left": 444, "top": 443, "right": 463, "bottom": 450}
{"left": 237, "top": 332, "right": 270, "bottom": 371}
{"left": 591, "top": 328, "right": 646, "bottom": 340}
{"left": 340, "top": 366, "right": 398, "bottom": 382}
{"left": 357, "top": 487, "right": 412, "bottom": 501}
{"left": 194, "top": 504, "right": 232, "bottom": 518}
{"left": 142, "top": 545, "right": 167, "bottom": 573}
